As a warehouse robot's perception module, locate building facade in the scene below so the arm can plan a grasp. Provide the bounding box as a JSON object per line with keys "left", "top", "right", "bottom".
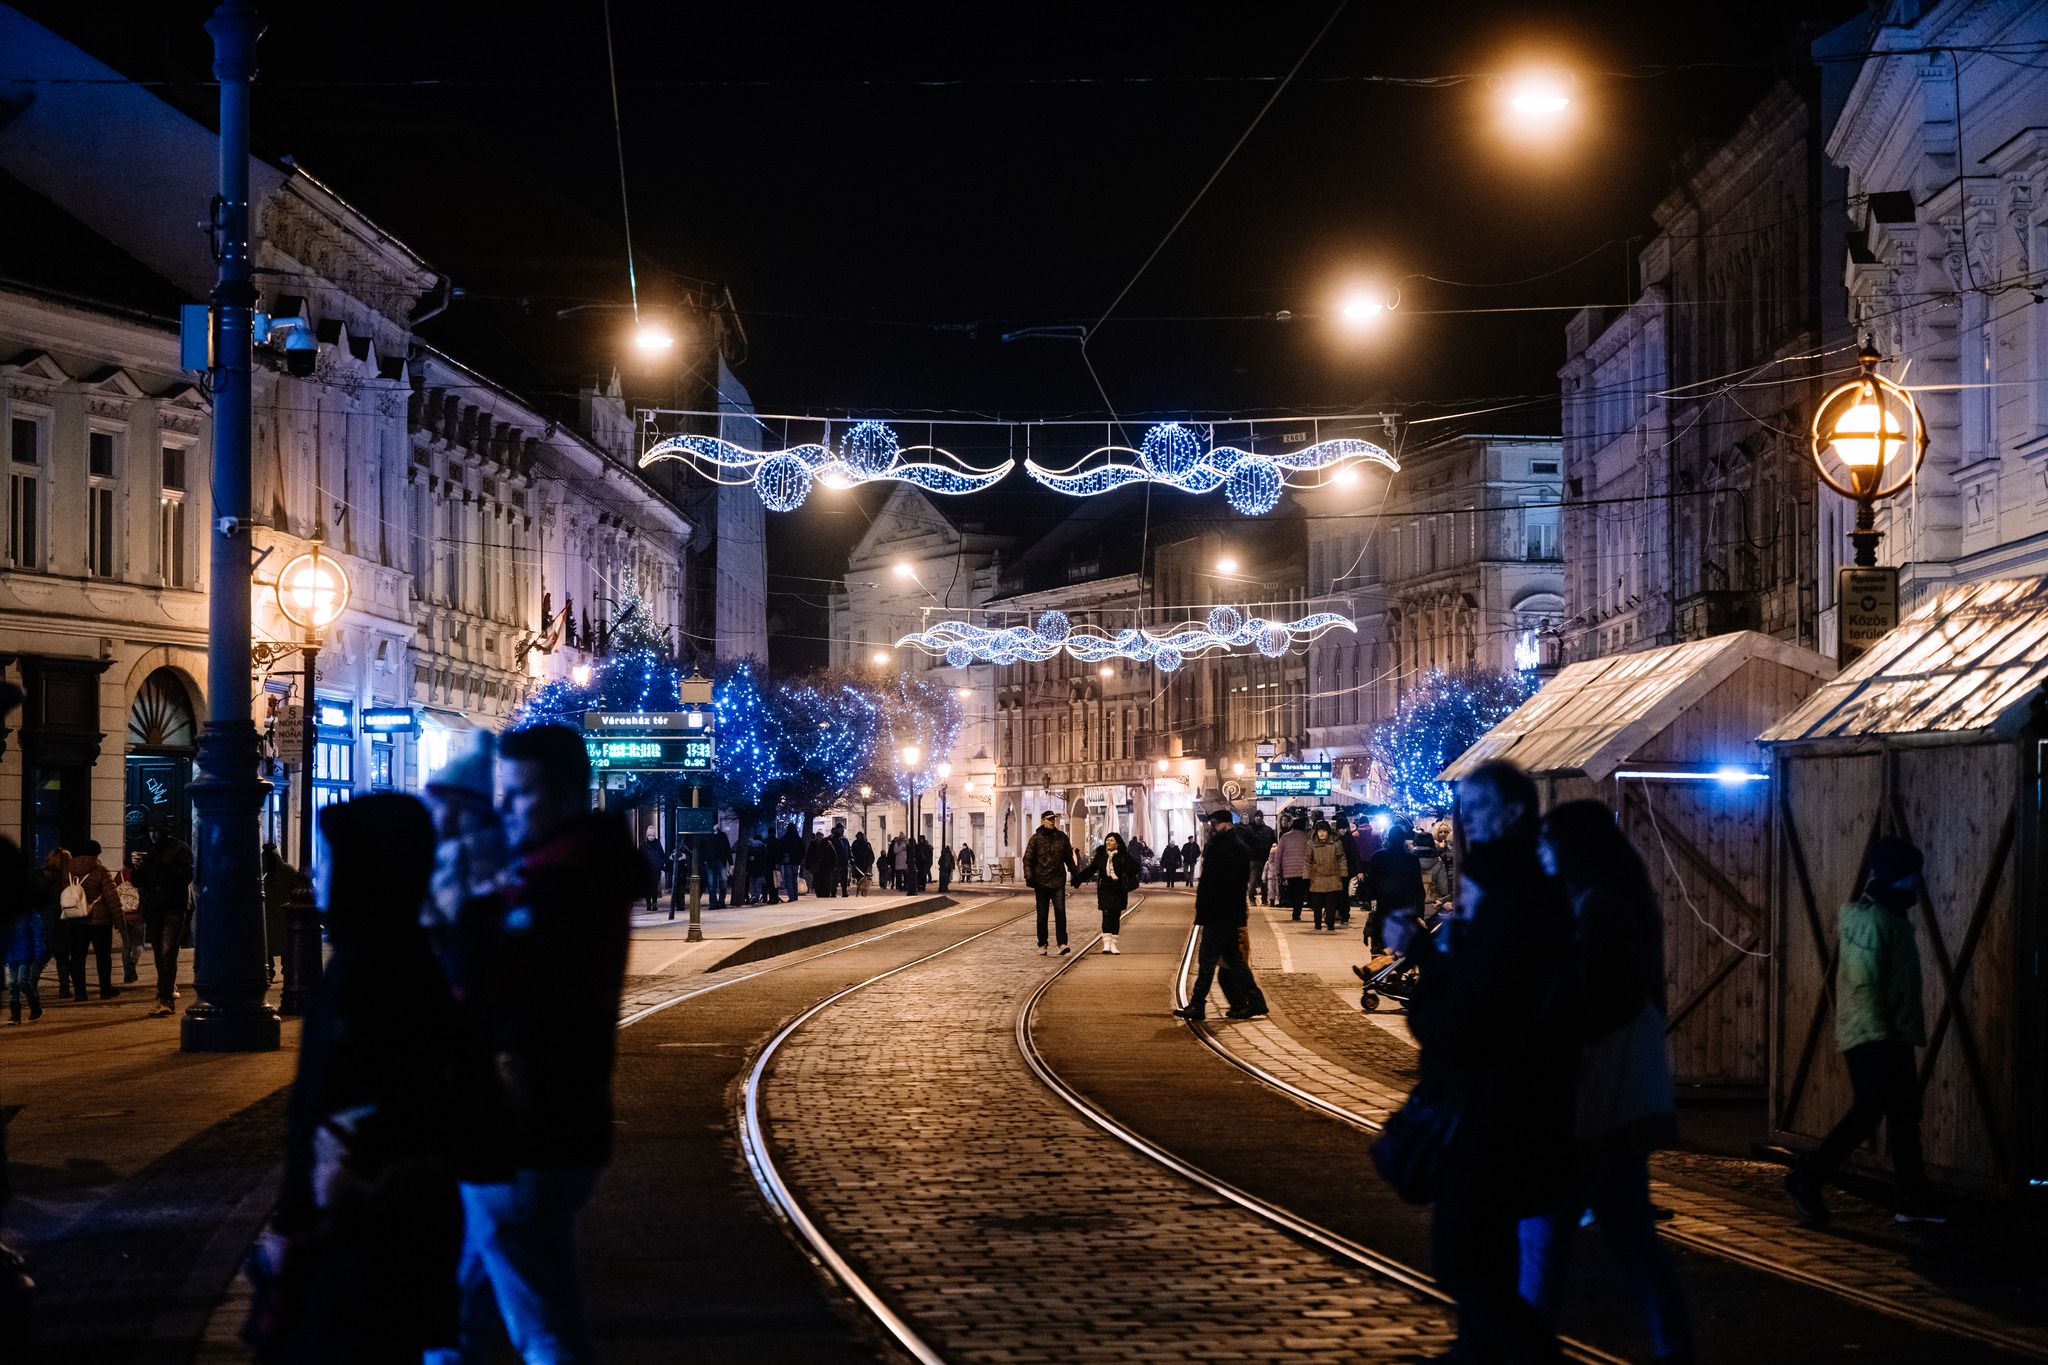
{"left": 1819, "top": 0, "right": 2048, "bottom": 645}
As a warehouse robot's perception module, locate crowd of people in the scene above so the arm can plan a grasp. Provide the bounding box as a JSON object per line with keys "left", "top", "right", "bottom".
{"left": 630, "top": 818, "right": 983, "bottom": 913}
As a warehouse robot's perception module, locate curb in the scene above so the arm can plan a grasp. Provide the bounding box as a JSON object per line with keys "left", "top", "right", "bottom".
{"left": 705, "top": 895, "right": 958, "bottom": 973}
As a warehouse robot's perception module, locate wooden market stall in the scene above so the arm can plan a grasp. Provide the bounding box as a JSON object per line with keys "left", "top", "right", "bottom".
{"left": 1442, "top": 631, "right": 1834, "bottom": 1088}
{"left": 1759, "top": 577, "right": 2048, "bottom": 1197}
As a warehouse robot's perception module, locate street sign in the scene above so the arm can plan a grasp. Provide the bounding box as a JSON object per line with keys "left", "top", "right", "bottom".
{"left": 275, "top": 704, "right": 304, "bottom": 752}
{"left": 1255, "top": 758, "right": 1334, "bottom": 798}
{"left": 679, "top": 676, "right": 714, "bottom": 705}
{"left": 1836, "top": 566, "right": 1899, "bottom": 668}
{"left": 585, "top": 711, "right": 699, "bottom": 731}
{"left": 584, "top": 733, "right": 715, "bottom": 772}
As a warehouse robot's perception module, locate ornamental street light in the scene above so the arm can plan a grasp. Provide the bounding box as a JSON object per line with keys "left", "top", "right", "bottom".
{"left": 937, "top": 761, "right": 953, "bottom": 854}
{"left": 274, "top": 541, "right": 350, "bottom": 1016}
{"left": 858, "top": 784, "right": 873, "bottom": 842}
{"left": 900, "top": 743, "right": 923, "bottom": 857}
{"left": 1811, "top": 341, "right": 1927, "bottom": 568}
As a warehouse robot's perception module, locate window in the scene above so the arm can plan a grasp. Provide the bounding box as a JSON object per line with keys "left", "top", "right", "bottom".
{"left": 88, "top": 486, "right": 116, "bottom": 578}
{"left": 88, "top": 431, "right": 116, "bottom": 479}
{"left": 1533, "top": 460, "right": 1560, "bottom": 475}
{"left": 1525, "top": 507, "right": 1561, "bottom": 561}
{"left": 159, "top": 446, "right": 190, "bottom": 587}
{"left": 10, "top": 417, "right": 37, "bottom": 466}
{"left": 8, "top": 472, "right": 37, "bottom": 570}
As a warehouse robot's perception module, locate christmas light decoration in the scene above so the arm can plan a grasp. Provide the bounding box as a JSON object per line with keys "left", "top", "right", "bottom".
{"left": 1023, "top": 426, "right": 1399, "bottom": 513}
{"left": 1368, "top": 669, "right": 1537, "bottom": 813}
{"left": 896, "top": 610, "right": 1354, "bottom": 670}
{"left": 641, "top": 422, "right": 1013, "bottom": 512}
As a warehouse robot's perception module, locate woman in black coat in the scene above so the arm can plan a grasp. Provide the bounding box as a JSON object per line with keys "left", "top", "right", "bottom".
{"left": 250, "top": 794, "right": 461, "bottom": 1364}
{"left": 1073, "top": 832, "right": 1140, "bottom": 956}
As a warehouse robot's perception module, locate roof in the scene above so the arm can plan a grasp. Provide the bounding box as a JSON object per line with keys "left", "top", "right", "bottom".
{"left": 1761, "top": 576, "right": 2048, "bottom": 745}
{"left": 1441, "top": 631, "right": 1834, "bottom": 783}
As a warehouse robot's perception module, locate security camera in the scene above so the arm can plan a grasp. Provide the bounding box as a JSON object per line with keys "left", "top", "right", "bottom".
{"left": 216, "top": 515, "right": 242, "bottom": 538}
{"left": 255, "top": 314, "right": 319, "bottom": 377}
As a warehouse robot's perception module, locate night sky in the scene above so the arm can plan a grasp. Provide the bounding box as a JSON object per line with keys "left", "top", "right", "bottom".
{"left": 24, "top": 0, "right": 1864, "bottom": 661}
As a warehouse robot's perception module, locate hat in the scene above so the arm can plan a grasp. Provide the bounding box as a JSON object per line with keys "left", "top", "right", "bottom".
{"left": 1867, "top": 835, "right": 1924, "bottom": 887}
{"left": 425, "top": 733, "right": 496, "bottom": 804}
{"left": 1041, "top": 809, "right": 1059, "bottom": 820}
{"left": 1207, "top": 808, "right": 1235, "bottom": 825}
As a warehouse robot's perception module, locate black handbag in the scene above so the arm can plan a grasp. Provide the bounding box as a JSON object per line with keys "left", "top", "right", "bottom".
{"left": 1371, "top": 1096, "right": 1461, "bottom": 1205}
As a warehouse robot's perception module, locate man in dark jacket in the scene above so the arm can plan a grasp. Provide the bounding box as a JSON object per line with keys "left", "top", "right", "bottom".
{"left": 829, "top": 821, "right": 852, "bottom": 896}
{"left": 1393, "top": 760, "right": 1572, "bottom": 1364}
{"left": 804, "top": 830, "right": 839, "bottom": 898}
{"left": 1173, "top": 810, "right": 1268, "bottom": 1020}
{"left": 450, "top": 724, "right": 642, "bottom": 1362}
{"left": 1364, "top": 821, "right": 1426, "bottom": 952}
{"left": 702, "top": 826, "right": 733, "bottom": 909}
{"left": 938, "top": 841, "right": 955, "bottom": 892}
{"left": 1241, "top": 809, "right": 1277, "bottom": 905}
{"left": 1022, "top": 811, "right": 1077, "bottom": 955}
{"left": 775, "top": 823, "right": 805, "bottom": 903}
{"left": 133, "top": 818, "right": 193, "bottom": 1017}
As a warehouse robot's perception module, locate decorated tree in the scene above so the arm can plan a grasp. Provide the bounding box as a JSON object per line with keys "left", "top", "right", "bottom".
{"left": 1368, "top": 669, "right": 1537, "bottom": 814}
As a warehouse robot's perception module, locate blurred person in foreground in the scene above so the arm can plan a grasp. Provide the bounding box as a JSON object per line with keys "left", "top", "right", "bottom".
{"left": 446, "top": 724, "right": 642, "bottom": 1363}
{"left": 1519, "top": 800, "right": 1692, "bottom": 1365}
{"left": 1393, "top": 760, "right": 1573, "bottom": 1364}
{"left": 0, "top": 683, "right": 36, "bottom": 1333}
{"left": 247, "top": 795, "right": 459, "bottom": 1363}
{"left": 422, "top": 736, "right": 505, "bottom": 959}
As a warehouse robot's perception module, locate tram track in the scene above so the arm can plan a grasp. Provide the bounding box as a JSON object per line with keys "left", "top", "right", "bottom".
{"left": 1159, "top": 925, "right": 2048, "bottom": 1361}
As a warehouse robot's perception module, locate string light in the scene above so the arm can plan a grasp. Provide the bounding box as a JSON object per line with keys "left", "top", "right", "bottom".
{"left": 1024, "top": 425, "right": 1399, "bottom": 513}
{"left": 896, "top": 609, "right": 1354, "bottom": 670}
{"left": 1368, "top": 669, "right": 1536, "bottom": 812}
{"left": 641, "top": 423, "right": 1013, "bottom": 511}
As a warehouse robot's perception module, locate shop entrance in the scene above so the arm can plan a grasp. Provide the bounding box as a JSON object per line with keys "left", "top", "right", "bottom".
{"left": 125, "top": 667, "right": 198, "bottom": 852}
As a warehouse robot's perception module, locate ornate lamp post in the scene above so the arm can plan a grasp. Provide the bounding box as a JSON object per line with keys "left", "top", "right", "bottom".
{"left": 899, "top": 744, "right": 921, "bottom": 850}
{"left": 274, "top": 542, "right": 349, "bottom": 1015}
{"left": 936, "top": 761, "right": 952, "bottom": 852}
{"left": 1811, "top": 341, "right": 1927, "bottom": 664}
{"left": 858, "top": 784, "right": 872, "bottom": 842}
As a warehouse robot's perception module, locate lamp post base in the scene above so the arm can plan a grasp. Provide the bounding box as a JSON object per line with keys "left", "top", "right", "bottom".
{"left": 181, "top": 1001, "right": 281, "bottom": 1053}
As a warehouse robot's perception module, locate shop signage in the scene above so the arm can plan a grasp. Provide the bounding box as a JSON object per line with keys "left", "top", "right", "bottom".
{"left": 275, "top": 704, "right": 304, "bottom": 752}
{"left": 1836, "top": 566, "right": 1899, "bottom": 668}
{"left": 1255, "top": 758, "right": 1334, "bottom": 798}
{"left": 361, "top": 706, "right": 417, "bottom": 734}
{"left": 314, "top": 699, "right": 352, "bottom": 732}
{"left": 583, "top": 732, "right": 716, "bottom": 772}
{"left": 584, "top": 710, "right": 702, "bottom": 730}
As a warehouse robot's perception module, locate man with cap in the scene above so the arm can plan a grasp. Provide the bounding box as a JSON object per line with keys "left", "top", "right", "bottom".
{"left": 423, "top": 734, "right": 505, "bottom": 954}
{"left": 1022, "top": 810, "right": 1078, "bottom": 956}
{"left": 1787, "top": 834, "right": 1944, "bottom": 1224}
{"left": 1173, "top": 809, "right": 1267, "bottom": 1020}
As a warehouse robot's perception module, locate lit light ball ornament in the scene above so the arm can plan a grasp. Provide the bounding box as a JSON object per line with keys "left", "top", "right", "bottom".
{"left": 1256, "top": 623, "right": 1292, "bottom": 658}
{"left": 1154, "top": 646, "right": 1185, "bottom": 673}
{"left": 839, "top": 420, "right": 901, "bottom": 479}
{"left": 755, "top": 453, "right": 813, "bottom": 512}
{"left": 1224, "top": 459, "right": 1283, "bottom": 516}
{"left": 1034, "top": 610, "right": 1072, "bottom": 646}
{"left": 1141, "top": 422, "right": 1204, "bottom": 480}
{"left": 1207, "top": 605, "right": 1244, "bottom": 636}
{"left": 946, "top": 645, "right": 974, "bottom": 668}
{"left": 896, "top": 609, "right": 1352, "bottom": 673}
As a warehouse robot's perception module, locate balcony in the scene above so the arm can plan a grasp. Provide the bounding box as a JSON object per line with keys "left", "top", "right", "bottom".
{"left": 1674, "top": 590, "right": 1759, "bottom": 641}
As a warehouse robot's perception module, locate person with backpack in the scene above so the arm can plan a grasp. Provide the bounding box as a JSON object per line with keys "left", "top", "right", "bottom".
{"left": 115, "top": 849, "right": 144, "bottom": 984}
{"left": 61, "top": 840, "right": 121, "bottom": 999}
{"left": 1073, "top": 831, "right": 1139, "bottom": 955}
{"left": 41, "top": 849, "right": 76, "bottom": 1000}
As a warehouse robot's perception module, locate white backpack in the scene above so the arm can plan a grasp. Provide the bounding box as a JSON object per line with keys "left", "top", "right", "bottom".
{"left": 59, "top": 874, "right": 88, "bottom": 919}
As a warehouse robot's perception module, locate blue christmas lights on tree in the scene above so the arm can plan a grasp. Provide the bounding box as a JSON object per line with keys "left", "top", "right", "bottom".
{"left": 1368, "top": 669, "right": 1538, "bottom": 813}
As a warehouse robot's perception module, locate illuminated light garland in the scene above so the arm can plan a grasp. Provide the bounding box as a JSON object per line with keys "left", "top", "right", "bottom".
{"left": 1022, "top": 425, "right": 1399, "bottom": 514}
{"left": 1368, "top": 668, "right": 1538, "bottom": 812}
{"left": 896, "top": 610, "right": 1354, "bottom": 671}
{"left": 641, "top": 424, "right": 1014, "bottom": 512}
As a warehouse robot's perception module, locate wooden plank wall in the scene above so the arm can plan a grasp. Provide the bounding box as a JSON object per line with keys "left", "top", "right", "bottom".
{"left": 1771, "top": 742, "right": 2023, "bottom": 1194}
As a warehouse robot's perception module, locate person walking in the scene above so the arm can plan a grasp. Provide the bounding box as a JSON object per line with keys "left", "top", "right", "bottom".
{"left": 642, "top": 824, "right": 667, "bottom": 917}
{"left": 1363, "top": 820, "right": 1425, "bottom": 953}
{"left": 1391, "top": 759, "right": 1573, "bottom": 1365}
{"left": 1242, "top": 809, "right": 1277, "bottom": 905}
{"left": 1277, "top": 816, "right": 1312, "bottom": 922}
{"left": 1173, "top": 810, "right": 1267, "bottom": 1020}
{"left": 134, "top": 819, "right": 194, "bottom": 1016}
{"left": 1786, "top": 835, "right": 1945, "bottom": 1225}
{"left": 4, "top": 892, "right": 42, "bottom": 1024}
{"left": 1519, "top": 800, "right": 1694, "bottom": 1363}
{"left": 1159, "top": 840, "right": 1182, "bottom": 889}
{"left": 850, "top": 832, "right": 875, "bottom": 895}
{"left": 248, "top": 794, "right": 461, "bottom": 1364}
{"left": 702, "top": 825, "right": 732, "bottom": 909}
{"left": 915, "top": 835, "right": 934, "bottom": 893}
{"left": 115, "top": 853, "right": 143, "bottom": 984}
{"left": 41, "top": 849, "right": 76, "bottom": 1001}
{"left": 776, "top": 823, "right": 805, "bottom": 904}
{"left": 1074, "top": 832, "right": 1139, "bottom": 955}
{"left": 957, "top": 844, "right": 975, "bottom": 883}
{"left": 893, "top": 833, "right": 912, "bottom": 894}
{"left": 261, "top": 843, "right": 294, "bottom": 987}
{"left": 446, "top": 725, "right": 641, "bottom": 1363}
{"left": 805, "top": 830, "right": 840, "bottom": 899}
{"left": 1022, "top": 811, "right": 1078, "bottom": 956}
{"left": 1307, "top": 825, "right": 1348, "bottom": 932}
{"left": 830, "top": 821, "right": 852, "bottom": 897}
{"left": 938, "top": 841, "right": 955, "bottom": 893}
{"left": 70, "top": 840, "right": 121, "bottom": 999}
{"left": 1180, "top": 835, "right": 1200, "bottom": 888}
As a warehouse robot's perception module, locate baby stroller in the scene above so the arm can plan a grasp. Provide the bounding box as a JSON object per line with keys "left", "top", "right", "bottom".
{"left": 1354, "top": 906, "right": 1444, "bottom": 1012}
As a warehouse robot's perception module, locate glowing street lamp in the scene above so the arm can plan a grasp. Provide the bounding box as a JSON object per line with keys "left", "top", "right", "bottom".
{"left": 1811, "top": 342, "right": 1927, "bottom": 568}
{"left": 631, "top": 320, "right": 676, "bottom": 355}
{"left": 1215, "top": 555, "right": 1240, "bottom": 575}
{"left": 273, "top": 541, "right": 350, "bottom": 1017}
{"left": 871, "top": 650, "right": 891, "bottom": 666}
{"left": 1507, "top": 75, "right": 1572, "bottom": 117}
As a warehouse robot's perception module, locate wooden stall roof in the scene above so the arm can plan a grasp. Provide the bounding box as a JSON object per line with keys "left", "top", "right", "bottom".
{"left": 1440, "top": 631, "right": 1833, "bottom": 783}
{"left": 1761, "top": 576, "right": 2048, "bottom": 745}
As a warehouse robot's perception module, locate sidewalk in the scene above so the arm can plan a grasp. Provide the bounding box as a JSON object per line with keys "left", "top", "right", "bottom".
{"left": 3, "top": 887, "right": 983, "bottom": 1359}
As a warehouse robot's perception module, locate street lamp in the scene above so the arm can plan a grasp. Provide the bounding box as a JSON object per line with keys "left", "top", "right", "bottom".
{"left": 274, "top": 541, "right": 349, "bottom": 1016}
{"left": 937, "top": 761, "right": 952, "bottom": 852}
{"left": 1811, "top": 341, "right": 1928, "bottom": 568}
{"left": 1215, "top": 555, "right": 1239, "bottom": 575}
{"left": 871, "top": 650, "right": 891, "bottom": 666}
{"left": 858, "top": 784, "right": 872, "bottom": 841}
{"left": 571, "top": 663, "right": 593, "bottom": 686}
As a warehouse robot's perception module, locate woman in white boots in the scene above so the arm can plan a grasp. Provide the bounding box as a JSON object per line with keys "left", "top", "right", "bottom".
{"left": 1074, "top": 832, "right": 1140, "bottom": 955}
